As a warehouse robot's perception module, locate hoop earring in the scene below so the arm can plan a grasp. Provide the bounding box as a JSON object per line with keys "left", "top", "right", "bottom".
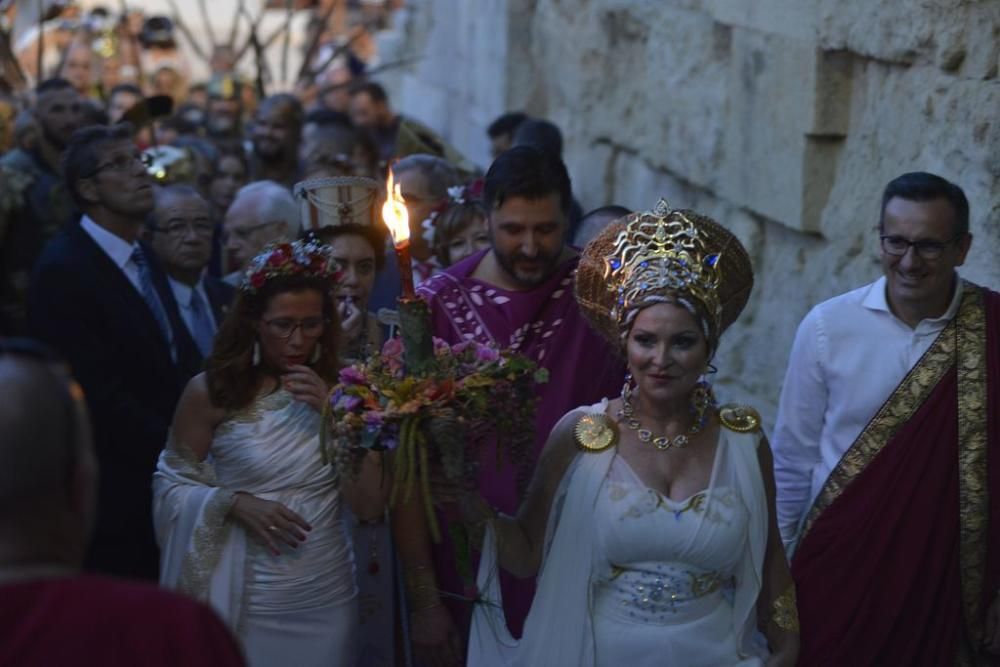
{"left": 252, "top": 342, "right": 261, "bottom": 366}
{"left": 309, "top": 345, "right": 321, "bottom": 364}
{"left": 706, "top": 363, "right": 718, "bottom": 376}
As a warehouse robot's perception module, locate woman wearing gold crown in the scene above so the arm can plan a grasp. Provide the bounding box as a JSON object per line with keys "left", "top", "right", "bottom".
{"left": 153, "top": 239, "right": 383, "bottom": 666}
{"left": 465, "top": 202, "right": 799, "bottom": 666}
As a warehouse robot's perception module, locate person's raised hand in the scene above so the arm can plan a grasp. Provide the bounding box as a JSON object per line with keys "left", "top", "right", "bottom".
{"left": 338, "top": 298, "right": 364, "bottom": 343}
{"left": 282, "top": 364, "right": 328, "bottom": 412}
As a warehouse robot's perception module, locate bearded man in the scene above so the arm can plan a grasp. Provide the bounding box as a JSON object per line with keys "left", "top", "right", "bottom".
{"left": 393, "top": 146, "right": 625, "bottom": 666}
{"left": 249, "top": 94, "right": 303, "bottom": 189}
{"left": 0, "top": 78, "right": 87, "bottom": 334}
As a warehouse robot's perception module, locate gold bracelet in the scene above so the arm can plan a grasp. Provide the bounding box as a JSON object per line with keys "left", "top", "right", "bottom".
{"left": 771, "top": 583, "right": 800, "bottom": 633}
{"left": 405, "top": 565, "right": 441, "bottom": 611}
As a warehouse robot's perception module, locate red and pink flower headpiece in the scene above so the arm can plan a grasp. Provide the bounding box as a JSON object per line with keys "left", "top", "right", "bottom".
{"left": 241, "top": 239, "right": 339, "bottom": 294}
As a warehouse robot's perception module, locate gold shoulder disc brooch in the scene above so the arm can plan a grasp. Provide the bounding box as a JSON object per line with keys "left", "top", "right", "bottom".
{"left": 574, "top": 413, "right": 618, "bottom": 452}
{"left": 718, "top": 404, "right": 761, "bottom": 433}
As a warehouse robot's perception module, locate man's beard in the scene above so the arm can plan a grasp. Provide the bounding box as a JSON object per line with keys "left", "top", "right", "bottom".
{"left": 492, "top": 242, "right": 562, "bottom": 288}
{"left": 40, "top": 121, "right": 70, "bottom": 151}
{"left": 253, "top": 139, "right": 286, "bottom": 162}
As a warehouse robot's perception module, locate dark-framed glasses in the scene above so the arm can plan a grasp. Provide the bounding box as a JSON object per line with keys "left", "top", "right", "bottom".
{"left": 880, "top": 233, "right": 961, "bottom": 260}
{"left": 262, "top": 317, "right": 327, "bottom": 339}
{"left": 90, "top": 151, "right": 153, "bottom": 176}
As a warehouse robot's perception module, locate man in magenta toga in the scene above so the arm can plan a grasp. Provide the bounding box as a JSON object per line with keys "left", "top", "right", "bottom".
{"left": 392, "top": 146, "right": 625, "bottom": 666}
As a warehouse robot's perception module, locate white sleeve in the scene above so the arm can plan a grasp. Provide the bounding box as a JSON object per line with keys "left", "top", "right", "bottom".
{"left": 771, "top": 306, "right": 829, "bottom": 554}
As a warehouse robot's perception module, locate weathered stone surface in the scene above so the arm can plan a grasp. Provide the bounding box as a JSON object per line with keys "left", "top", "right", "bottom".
{"left": 383, "top": 0, "right": 1000, "bottom": 421}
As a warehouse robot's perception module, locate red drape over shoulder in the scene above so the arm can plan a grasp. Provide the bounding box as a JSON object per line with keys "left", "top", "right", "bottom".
{"left": 792, "top": 287, "right": 999, "bottom": 666}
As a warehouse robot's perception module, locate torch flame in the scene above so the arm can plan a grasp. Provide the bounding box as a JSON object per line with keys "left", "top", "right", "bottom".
{"left": 381, "top": 168, "right": 410, "bottom": 247}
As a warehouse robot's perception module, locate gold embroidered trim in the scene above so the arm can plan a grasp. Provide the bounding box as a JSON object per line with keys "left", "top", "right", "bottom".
{"left": 219, "top": 388, "right": 294, "bottom": 432}
{"left": 772, "top": 583, "right": 800, "bottom": 633}
{"left": 798, "top": 285, "right": 976, "bottom": 541}
{"left": 165, "top": 440, "right": 238, "bottom": 601}
{"left": 955, "top": 286, "right": 988, "bottom": 647}
{"left": 719, "top": 404, "right": 761, "bottom": 433}
{"left": 177, "top": 487, "right": 237, "bottom": 599}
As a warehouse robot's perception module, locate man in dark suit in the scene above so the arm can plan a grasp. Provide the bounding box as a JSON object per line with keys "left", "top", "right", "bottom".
{"left": 145, "top": 184, "right": 235, "bottom": 378}
{"left": 28, "top": 124, "right": 199, "bottom": 580}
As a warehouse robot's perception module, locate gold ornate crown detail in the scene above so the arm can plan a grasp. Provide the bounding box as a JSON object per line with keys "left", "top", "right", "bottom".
{"left": 604, "top": 199, "right": 723, "bottom": 331}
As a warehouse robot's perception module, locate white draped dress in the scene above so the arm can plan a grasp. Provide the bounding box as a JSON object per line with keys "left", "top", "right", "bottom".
{"left": 469, "top": 400, "right": 770, "bottom": 666}
{"left": 153, "top": 388, "right": 358, "bottom": 667}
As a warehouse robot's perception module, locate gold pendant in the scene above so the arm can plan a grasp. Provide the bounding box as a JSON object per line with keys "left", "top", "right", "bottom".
{"left": 575, "top": 413, "right": 618, "bottom": 452}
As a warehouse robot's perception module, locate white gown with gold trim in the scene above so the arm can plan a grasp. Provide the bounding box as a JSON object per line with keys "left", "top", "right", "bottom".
{"left": 469, "top": 400, "right": 770, "bottom": 666}
{"left": 154, "top": 389, "right": 357, "bottom": 667}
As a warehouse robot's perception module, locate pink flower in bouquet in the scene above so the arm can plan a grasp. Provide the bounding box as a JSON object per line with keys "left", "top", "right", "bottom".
{"left": 450, "top": 340, "right": 472, "bottom": 355}
{"left": 433, "top": 337, "right": 451, "bottom": 356}
{"left": 341, "top": 395, "right": 363, "bottom": 412}
{"left": 381, "top": 337, "right": 403, "bottom": 359}
{"left": 362, "top": 411, "right": 384, "bottom": 427}
{"left": 338, "top": 366, "right": 367, "bottom": 386}
{"left": 474, "top": 345, "right": 500, "bottom": 363}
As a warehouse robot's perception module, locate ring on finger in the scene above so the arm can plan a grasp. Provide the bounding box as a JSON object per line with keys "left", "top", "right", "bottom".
{"left": 267, "top": 525, "right": 279, "bottom": 532}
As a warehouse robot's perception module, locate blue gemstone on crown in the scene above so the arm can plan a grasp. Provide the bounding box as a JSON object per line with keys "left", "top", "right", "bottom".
{"left": 705, "top": 254, "right": 719, "bottom": 267}
{"left": 610, "top": 258, "right": 621, "bottom": 269}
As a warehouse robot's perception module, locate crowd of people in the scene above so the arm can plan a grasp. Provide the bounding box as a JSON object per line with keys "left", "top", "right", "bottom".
{"left": 0, "top": 2, "right": 998, "bottom": 667}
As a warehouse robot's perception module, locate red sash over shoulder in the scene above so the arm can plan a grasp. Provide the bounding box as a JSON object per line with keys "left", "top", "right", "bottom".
{"left": 792, "top": 283, "right": 1000, "bottom": 666}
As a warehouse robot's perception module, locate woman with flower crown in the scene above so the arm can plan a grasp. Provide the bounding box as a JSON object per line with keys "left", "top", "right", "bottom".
{"left": 152, "top": 239, "right": 384, "bottom": 666}
{"left": 465, "top": 202, "right": 800, "bottom": 666}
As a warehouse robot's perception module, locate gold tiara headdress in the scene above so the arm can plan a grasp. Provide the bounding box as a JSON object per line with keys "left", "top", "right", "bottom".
{"left": 575, "top": 199, "right": 754, "bottom": 347}
{"left": 605, "top": 199, "right": 723, "bottom": 333}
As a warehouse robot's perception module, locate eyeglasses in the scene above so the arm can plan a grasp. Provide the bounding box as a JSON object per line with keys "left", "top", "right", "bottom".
{"left": 880, "top": 233, "right": 962, "bottom": 260}
{"left": 261, "top": 317, "right": 327, "bottom": 339}
{"left": 149, "top": 220, "right": 216, "bottom": 238}
{"left": 90, "top": 151, "right": 153, "bottom": 176}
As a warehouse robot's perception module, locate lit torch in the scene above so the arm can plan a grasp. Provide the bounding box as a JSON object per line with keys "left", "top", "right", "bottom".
{"left": 382, "top": 167, "right": 434, "bottom": 374}
{"left": 381, "top": 168, "right": 416, "bottom": 301}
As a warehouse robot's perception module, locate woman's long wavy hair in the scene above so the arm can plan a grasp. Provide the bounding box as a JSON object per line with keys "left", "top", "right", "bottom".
{"left": 206, "top": 275, "right": 341, "bottom": 412}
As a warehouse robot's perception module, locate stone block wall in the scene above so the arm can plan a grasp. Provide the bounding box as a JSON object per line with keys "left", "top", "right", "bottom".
{"left": 382, "top": 0, "right": 1000, "bottom": 425}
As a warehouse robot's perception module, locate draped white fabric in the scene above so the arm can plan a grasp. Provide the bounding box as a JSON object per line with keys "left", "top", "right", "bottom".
{"left": 153, "top": 389, "right": 358, "bottom": 666}
{"left": 469, "top": 401, "right": 770, "bottom": 666}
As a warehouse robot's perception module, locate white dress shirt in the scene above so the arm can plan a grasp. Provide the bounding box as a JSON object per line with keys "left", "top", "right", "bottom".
{"left": 167, "top": 275, "right": 218, "bottom": 336}
{"left": 80, "top": 215, "right": 142, "bottom": 292}
{"left": 772, "top": 275, "right": 963, "bottom": 554}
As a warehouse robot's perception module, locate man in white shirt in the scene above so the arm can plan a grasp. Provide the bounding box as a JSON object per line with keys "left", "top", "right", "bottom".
{"left": 145, "top": 184, "right": 234, "bottom": 373}
{"left": 28, "top": 123, "right": 198, "bottom": 580}
{"left": 772, "top": 172, "right": 1000, "bottom": 663}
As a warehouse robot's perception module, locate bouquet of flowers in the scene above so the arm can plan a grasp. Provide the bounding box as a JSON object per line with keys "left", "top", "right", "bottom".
{"left": 322, "top": 336, "right": 548, "bottom": 541}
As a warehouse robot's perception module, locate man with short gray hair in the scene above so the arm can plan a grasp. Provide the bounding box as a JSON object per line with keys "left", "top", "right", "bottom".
{"left": 222, "top": 180, "right": 301, "bottom": 284}
{"left": 146, "top": 185, "right": 235, "bottom": 371}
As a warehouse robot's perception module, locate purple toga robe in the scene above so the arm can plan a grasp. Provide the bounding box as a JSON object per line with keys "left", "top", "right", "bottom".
{"left": 417, "top": 248, "right": 625, "bottom": 639}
